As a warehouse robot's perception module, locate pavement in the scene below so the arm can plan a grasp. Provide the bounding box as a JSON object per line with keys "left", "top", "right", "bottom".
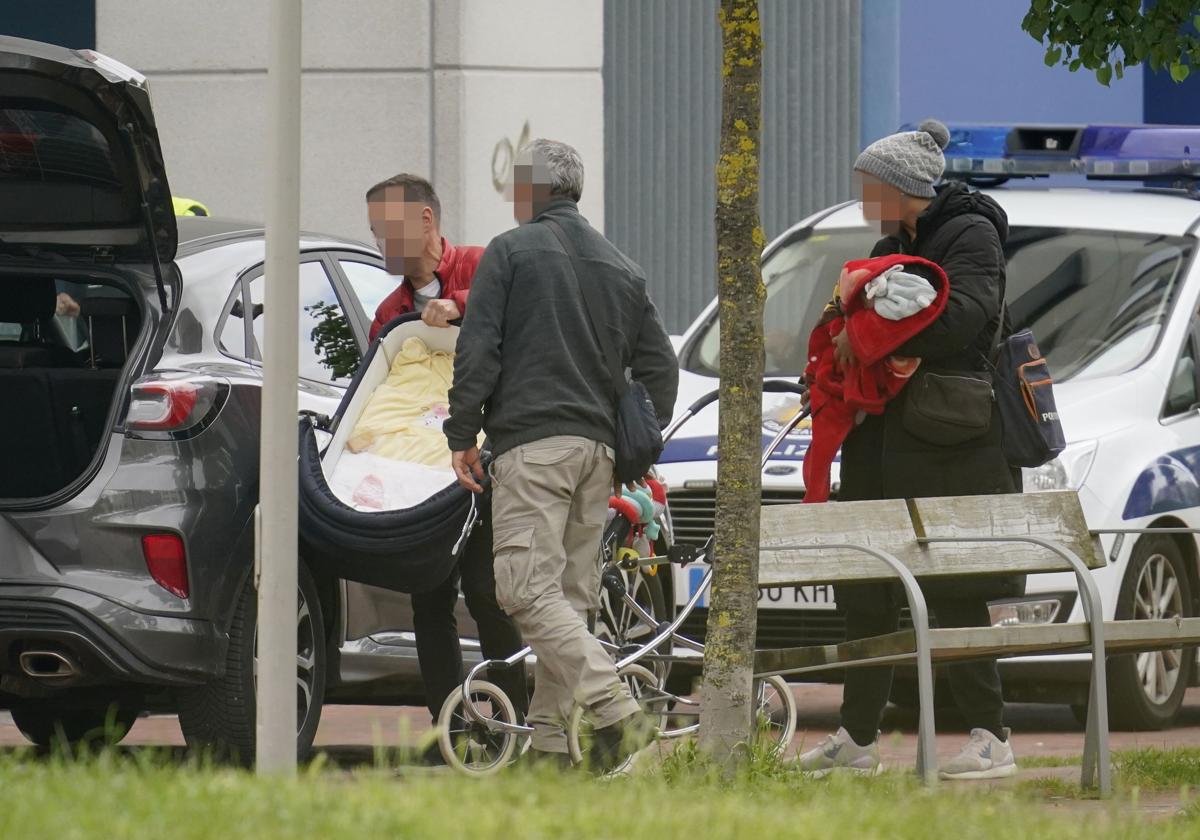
{"left": 5, "top": 684, "right": 1200, "bottom": 770}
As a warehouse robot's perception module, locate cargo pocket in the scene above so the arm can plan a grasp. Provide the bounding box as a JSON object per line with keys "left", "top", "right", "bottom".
{"left": 492, "top": 524, "right": 538, "bottom": 614}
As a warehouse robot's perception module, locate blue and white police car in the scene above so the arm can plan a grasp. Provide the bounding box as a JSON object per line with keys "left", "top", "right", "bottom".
{"left": 663, "top": 124, "right": 1200, "bottom": 729}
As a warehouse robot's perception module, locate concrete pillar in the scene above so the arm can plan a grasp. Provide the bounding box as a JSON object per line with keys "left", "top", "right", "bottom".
{"left": 433, "top": 0, "right": 605, "bottom": 244}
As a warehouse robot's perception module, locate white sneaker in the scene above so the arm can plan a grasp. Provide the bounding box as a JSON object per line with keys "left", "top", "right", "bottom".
{"left": 939, "top": 728, "right": 1018, "bottom": 780}
{"left": 795, "top": 727, "right": 882, "bottom": 777}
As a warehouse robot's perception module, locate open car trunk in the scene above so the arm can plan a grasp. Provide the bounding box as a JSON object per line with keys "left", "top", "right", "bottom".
{"left": 0, "top": 38, "right": 174, "bottom": 502}
{"left": 0, "top": 269, "right": 142, "bottom": 499}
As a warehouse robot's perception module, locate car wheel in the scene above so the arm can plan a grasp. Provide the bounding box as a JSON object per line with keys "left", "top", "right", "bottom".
{"left": 10, "top": 699, "right": 139, "bottom": 748}
{"left": 1107, "top": 535, "right": 1194, "bottom": 731}
{"left": 177, "top": 562, "right": 327, "bottom": 764}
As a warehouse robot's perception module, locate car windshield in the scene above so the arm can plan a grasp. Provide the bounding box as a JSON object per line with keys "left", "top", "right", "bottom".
{"left": 684, "top": 226, "right": 1194, "bottom": 382}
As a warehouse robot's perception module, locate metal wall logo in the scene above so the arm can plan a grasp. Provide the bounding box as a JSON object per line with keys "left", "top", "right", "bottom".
{"left": 491, "top": 120, "right": 532, "bottom": 194}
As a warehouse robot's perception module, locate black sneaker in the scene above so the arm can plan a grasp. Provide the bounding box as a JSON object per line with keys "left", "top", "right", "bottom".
{"left": 587, "top": 713, "right": 655, "bottom": 774}
{"left": 418, "top": 739, "right": 447, "bottom": 767}
{"left": 514, "top": 747, "right": 575, "bottom": 771}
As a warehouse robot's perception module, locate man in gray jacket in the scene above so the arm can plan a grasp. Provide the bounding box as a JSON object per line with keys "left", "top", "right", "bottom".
{"left": 445, "top": 138, "right": 678, "bottom": 770}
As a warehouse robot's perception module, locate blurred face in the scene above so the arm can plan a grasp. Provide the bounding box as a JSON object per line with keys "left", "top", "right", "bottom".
{"left": 510, "top": 152, "right": 554, "bottom": 224}
{"left": 367, "top": 186, "right": 435, "bottom": 275}
{"left": 855, "top": 171, "right": 905, "bottom": 235}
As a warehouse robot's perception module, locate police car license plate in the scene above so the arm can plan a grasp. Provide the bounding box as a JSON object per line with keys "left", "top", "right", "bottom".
{"left": 758, "top": 583, "right": 837, "bottom": 610}
{"left": 681, "top": 565, "right": 837, "bottom": 610}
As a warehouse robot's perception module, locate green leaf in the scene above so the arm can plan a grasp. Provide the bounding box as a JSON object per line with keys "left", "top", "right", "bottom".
{"left": 1069, "top": 3, "right": 1092, "bottom": 24}
{"left": 1045, "top": 46, "right": 1063, "bottom": 66}
{"left": 1096, "top": 64, "right": 1113, "bottom": 86}
{"left": 1069, "top": 57, "right": 1084, "bottom": 72}
{"left": 1114, "top": 60, "right": 1124, "bottom": 80}
{"left": 1194, "top": 14, "right": 1200, "bottom": 31}
{"left": 1171, "top": 61, "right": 1191, "bottom": 82}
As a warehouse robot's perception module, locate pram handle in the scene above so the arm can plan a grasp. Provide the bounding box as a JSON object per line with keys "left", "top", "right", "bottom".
{"left": 681, "top": 379, "right": 806, "bottom": 416}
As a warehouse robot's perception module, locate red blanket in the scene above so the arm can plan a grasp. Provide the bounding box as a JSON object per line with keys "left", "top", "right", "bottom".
{"left": 802, "top": 254, "right": 949, "bottom": 503}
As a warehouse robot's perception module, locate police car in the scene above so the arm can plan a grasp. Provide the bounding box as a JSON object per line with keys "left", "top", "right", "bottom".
{"left": 663, "top": 124, "right": 1200, "bottom": 729}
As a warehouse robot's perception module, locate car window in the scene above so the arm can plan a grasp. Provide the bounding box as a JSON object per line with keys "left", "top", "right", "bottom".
{"left": 246, "top": 261, "right": 361, "bottom": 383}
{"left": 687, "top": 229, "right": 878, "bottom": 377}
{"left": 339, "top": 260, "right": 397, "bottom": 323}
{"left": 217, "top": 287, "right": 248, "bottom": 358}
{"left": 689, "top": 225, "right": 1193, "bottom": 382}
{"left": 1166, "top": 333, "right": 1200, "bottom": 417}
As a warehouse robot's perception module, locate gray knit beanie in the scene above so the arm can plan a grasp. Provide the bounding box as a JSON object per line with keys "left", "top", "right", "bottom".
{"left": 854, "top": 119, "right": 950, "bottom": 198}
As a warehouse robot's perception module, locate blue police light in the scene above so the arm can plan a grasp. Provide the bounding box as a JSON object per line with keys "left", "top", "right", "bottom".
{"left": 1078, "top": 125, "right": 1200, "bottom": 179}
{"left": 900, "top": 123, "right": 1084, "bottom": 177}
{"left": 895, "top": 122, "right": 1200, "bottom": 188}
{"left": 942, "top": 125, "right": 1012, "bottom": 176}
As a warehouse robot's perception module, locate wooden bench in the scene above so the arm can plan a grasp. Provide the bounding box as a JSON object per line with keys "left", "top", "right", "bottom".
{"left": 754, "top": 490, "right": 1200, "bottom": 794}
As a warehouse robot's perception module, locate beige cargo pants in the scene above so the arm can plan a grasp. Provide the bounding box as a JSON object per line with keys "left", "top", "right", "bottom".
{"left": 489, "top": 435, "right": 640, "bottom": 753}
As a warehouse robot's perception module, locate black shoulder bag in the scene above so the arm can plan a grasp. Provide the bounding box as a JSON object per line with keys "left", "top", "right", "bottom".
{"left": 542, "top": 218, "right": 663, "bottom": 483}
{"left": 988, "top": 304, "right": 1066, "bottom": 468}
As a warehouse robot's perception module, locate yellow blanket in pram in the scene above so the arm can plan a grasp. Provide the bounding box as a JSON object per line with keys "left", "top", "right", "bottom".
{"left": 346, "top": 336, "right": 475, "bottom": 465}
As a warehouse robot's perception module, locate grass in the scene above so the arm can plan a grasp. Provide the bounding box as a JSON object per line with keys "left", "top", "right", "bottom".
{"left": 1017, "top": 753, "right": 1080, "bottom": 769}
{"left": 1115, "top": 747, "right": 1200, "bottom": 791}
{"left": 3, "top": 745, "right": 1200, "bottom": 839}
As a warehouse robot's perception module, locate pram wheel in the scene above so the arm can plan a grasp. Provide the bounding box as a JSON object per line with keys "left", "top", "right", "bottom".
{"left": 566, "top": 663, "right": 665, "bottom": 770}
{"left": 437, "top": 680, "right": 521, "bottom": 776}
{"left": 753, "top": 675, "right": 797, "bottom": 756}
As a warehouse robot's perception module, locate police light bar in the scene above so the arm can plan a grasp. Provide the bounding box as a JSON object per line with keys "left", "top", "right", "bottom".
{"left": 1078, "top": 125, "right": 1200, "bottom": 179}
{"left": 901, "top": 123, "right": 1084, "bottom": 177}
{"left": 898, "top": 122, "right": 1200, "bottom": 185}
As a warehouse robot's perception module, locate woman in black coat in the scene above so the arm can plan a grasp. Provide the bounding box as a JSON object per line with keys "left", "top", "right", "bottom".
{"left": 798, "top": 120, "right": 1020, "bottom": 781}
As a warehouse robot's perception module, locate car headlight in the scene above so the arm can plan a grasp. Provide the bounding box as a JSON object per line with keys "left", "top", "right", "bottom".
{"left": 988, "top": 597, "right": 1066, "bottom": 627}
{"left": 1021, "top": 440, "right": 1098, "bottom": 492}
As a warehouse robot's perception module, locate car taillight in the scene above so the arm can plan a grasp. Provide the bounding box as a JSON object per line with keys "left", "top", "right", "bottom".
{"left": 126, "top": 373, "right": 226, "bottom": 435}
{"left": 142, "top": 533, "right": 189, "bottom": 599}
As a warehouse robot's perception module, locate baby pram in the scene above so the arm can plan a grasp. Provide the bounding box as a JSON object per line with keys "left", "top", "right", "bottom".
{"left": 297, "top": 313, "right": 480, "bottom": 593}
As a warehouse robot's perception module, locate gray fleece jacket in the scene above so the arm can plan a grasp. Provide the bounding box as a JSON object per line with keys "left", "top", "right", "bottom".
{"left": 445, "top": 199, "right": 679, "bottom": 457}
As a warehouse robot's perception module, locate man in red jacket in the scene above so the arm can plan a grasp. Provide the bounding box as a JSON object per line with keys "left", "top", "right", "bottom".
{"left": 363, "top": 174, "right": 526, "bottom": 762}
{"left": 366, "top": 173, "right": 484, "bottom": 340}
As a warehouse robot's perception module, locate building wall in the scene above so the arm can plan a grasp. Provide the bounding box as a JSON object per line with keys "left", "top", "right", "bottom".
{"left": 93, "top": 0, "right": 604, "bottom": 248}
{"left": 898, "top": 0, "right": 1142, "bottom": 126}
{"left": 603, "top": 0, "right": 860, "bottom": 333}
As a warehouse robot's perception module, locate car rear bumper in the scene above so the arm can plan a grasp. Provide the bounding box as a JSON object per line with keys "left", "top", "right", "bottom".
{"left": 0, "top": 586, "right": 223, "bottom": 692}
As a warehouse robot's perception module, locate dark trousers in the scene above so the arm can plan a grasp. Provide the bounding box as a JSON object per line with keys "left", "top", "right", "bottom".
{"left": 411, "top": 497, "right": 528, "bottom": 722}
{"left": 840, "top": 598, "right": 1005, "bottom": 747}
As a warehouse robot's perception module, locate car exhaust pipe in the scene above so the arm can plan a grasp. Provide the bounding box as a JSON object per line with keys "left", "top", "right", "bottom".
{"left": 18, "top": 650, "right": 80, "bottom": 680}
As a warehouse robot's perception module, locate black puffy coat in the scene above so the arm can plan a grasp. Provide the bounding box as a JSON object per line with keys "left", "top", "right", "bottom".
{"left": 837, "top": 182, "right": 1022, "bottom": 606}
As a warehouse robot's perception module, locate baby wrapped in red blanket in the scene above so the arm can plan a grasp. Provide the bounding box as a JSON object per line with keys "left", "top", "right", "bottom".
{"left": 802, "top": 254, "right": 949, "bottom": 503}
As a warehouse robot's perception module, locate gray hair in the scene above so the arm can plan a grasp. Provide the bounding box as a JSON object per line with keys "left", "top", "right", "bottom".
{"left": 517, "top": 138, "right": 585, "bottom": 201}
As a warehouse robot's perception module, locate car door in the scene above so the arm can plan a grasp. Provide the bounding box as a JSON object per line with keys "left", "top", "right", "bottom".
{"left": 328, "top": 254, "right": 481, "bottom": 648}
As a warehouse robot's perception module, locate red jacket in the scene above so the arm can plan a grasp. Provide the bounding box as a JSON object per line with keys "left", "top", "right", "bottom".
{"left": 802, "top": 254, "right": 949, "bottom": 504}
{"left": 368, "top": 237, "right": 485, "bottom": 340}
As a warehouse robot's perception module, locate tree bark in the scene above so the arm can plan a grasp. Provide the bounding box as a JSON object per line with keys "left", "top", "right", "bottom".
{"left": 698, "top": 0, "right": 766, "bottom": 767}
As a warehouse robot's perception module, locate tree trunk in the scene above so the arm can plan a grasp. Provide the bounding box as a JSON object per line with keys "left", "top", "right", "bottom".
{"left": 698, "top": 0, "right": 766, "bottom": 767}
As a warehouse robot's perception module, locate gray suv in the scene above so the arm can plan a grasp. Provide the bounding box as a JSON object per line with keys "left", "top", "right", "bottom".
{"left": 0, "top": 36, "right": 489, "bottom": 759}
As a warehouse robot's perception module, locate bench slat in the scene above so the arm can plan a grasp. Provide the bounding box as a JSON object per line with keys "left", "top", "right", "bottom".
{"left": 758, "top": 491, "right": 1103, "bottom": 587}
{"left": 751, "top": 617, "right": 1200, "bottom": 675}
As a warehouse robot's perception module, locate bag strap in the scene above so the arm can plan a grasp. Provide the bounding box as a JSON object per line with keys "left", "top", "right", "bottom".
{"left": 991, "top": 301, "right": 1007, "bottom": 350}
{"left": 542, "top": 216, "right": 628, "bottom": 402}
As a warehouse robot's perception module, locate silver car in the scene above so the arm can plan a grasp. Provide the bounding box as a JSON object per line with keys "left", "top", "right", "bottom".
{"left": 0, "top": 36, "right": 487, "bottom": 760}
